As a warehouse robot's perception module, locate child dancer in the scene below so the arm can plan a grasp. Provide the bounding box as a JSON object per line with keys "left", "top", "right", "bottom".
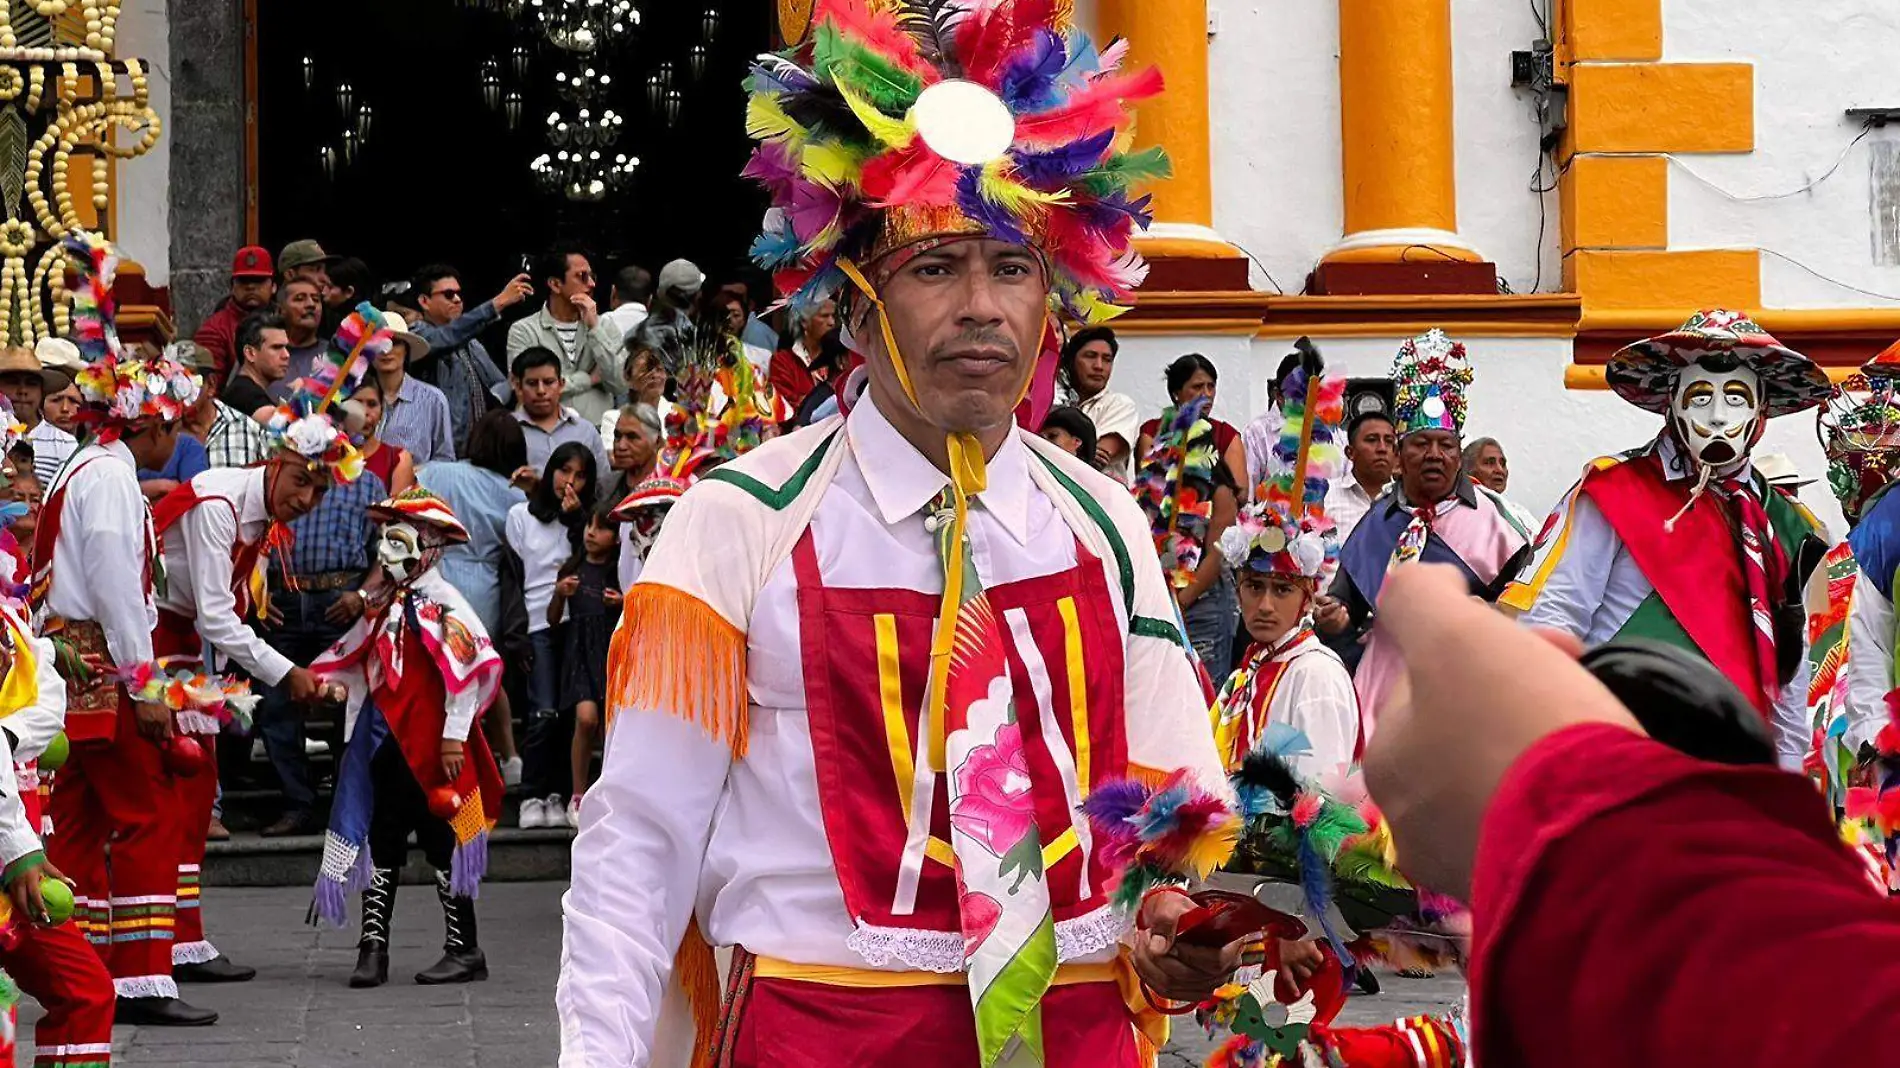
{"left": 547, "top": 510, "right": 622, "bottom": 828}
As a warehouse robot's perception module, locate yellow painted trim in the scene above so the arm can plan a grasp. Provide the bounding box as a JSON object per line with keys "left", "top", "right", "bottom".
{"left": 1332, "top": 0, "right": 1461, "bottom": 247}
{"left": 1259, "top": 320, "right": 1580, "bottom": 339}
{"left": 1131, "top": 235, "right": 1245, "bottom": 260}
{"left": 1097, "top": 0, "right": 1213, "bottom": 227}
{"left": 1561, "top": 154, "right": 1668, "bottom": 250}
{"left": 1056, "top": 597, "right": 1091, "bottom": 794}
{"left": 1568, "top": 249, "right": 1761, "bottom": 312}
{"left": 1112, "top": 318, "right": 1267, "bottom": 337}
{"left": 1566, "top": 363, "right": 1864, "bottom": 389}
{"left": 754, "top": 956, "right": 1120, "bottom": 988}
{"left": 1317, "top": 243, "right": 1485, "bottom": 265}
{"left": 1569, "top": 63, "right": 1755, "bottom": 155}
{"left": 1042, "top": 826, "right": 1080, "bottom": 870}
{"left": 1564, "top": 0, "right": 1663, "bottom": 62}
{"left": 873, "top": 614, "right": 916, "bottom": 826}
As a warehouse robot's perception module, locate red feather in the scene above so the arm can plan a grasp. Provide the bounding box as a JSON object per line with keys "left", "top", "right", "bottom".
{"left": 814, "top": 0, "right": 933, "bottom": 76}
{"left": 957, "top": 0, "right": 1058, "bottom": 87}
{"left": 861, "top": 143, "right": 961, "bottom": 208}
{"left": 1014, "top": 66, "right": 1164, "bottom": 148}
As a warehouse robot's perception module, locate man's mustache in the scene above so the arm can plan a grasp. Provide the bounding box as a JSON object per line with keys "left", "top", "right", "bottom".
{"left": 928, "top": 328, "right": 1019, "bottom": 360}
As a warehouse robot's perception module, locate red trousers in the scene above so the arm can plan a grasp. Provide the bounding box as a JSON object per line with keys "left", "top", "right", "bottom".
{"left": 1, "top": 922, "right": 115, "bottom": 1067}
{"left": 722, "top": 978, "right": 1140, "bottom": 1068}
{"left": 46, "top": 697, "right": 177, "bottom": 998}
{"left": 167, "top": 732, "right": 216, "bottom": 963}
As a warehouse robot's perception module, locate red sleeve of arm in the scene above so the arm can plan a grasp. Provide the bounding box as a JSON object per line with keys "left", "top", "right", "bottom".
{"left": 1469, "top": 724, "right": 1898, "bottom": 1068}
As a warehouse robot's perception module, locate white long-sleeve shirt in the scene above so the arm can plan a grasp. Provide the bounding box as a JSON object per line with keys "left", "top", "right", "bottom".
{"left": 557, "top": 397, "right": 1221, "bottom": 1067}
{"left": 155, "top": 466, "right": 295, "bottom": 686}
{"left": 1520, "top": 489, "right": 1810, "bottom": 769}
{"left": 1843, "top": 576, "right": 1896, "bottom": 756}
{"left": 1264, "top": 636, "right": 1358, "bottom": 780}
{"left": 41, "top": 441, "right": 156, "bottom": 671}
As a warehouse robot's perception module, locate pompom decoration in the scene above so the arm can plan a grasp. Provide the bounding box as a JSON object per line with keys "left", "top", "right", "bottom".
{"left": 1133, "top": 395, "right": 1218, "bottom": 589}
{"left": 1227, "top": 359, "right": 1346, "bottom": 582}
{"left": 64, "top": 231, "right": 203, "bottom": 443}
{"left": 742, "top": 0, "right": 1169, "bottom": 326}
{"left": 1390, "top": 329, "right": 1472, "bottom": 440}
{"left": 118, "top": 659, "right": 261, "bottom": 732}
{"left": 1081, "top": 769, "right": 1238, "bottom": 911}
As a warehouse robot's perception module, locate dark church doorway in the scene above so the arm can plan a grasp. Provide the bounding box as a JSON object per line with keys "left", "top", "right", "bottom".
{"left": 253, "top": 0, "right": 772, "bottom": 306}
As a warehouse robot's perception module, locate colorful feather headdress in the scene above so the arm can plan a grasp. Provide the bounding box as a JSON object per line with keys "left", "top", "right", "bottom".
{"left": 662, "top": 315, "right": 775, "bottom": 474}
{"left": 742, "top": 0, "right": 1169, "bottom": 326}
{"left": 65, "top": 231, "right": 202, "bottom": 440}
{"left": 1390, "top": 329, "right": 1472, "bottom": 440}
{"left": 257, "top": 303, "right": 391, "bottom": 484}
{"left": 1221, "top": 365, "right": 1345, "bottom": 582}
{"left": 1822, "top": 341, "right": 1900, "bottom": 522}
{"left": 1132, "top": 394, "right": 1217, "bottom": 589}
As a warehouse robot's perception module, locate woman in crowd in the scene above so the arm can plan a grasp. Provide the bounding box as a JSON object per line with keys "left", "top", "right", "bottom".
{"left": 1038, "top": 406, "right": 1098, "bottom": 469}
{"left": 505, "top": 441, "right": 597, "bottom": 829}
{"left": 349, "top": 377, "right": 416, "bottom": 494}
{"left": 1136, "top": 353, "right": 1251, "bottom": 495}
{"left": 546, "top": 509, "right": 622, "bottom": 829}
{"left": 416, "top": 410, "right": 531, "bottom": 784}
{"left": 1060, "top": 326, "right": 1140, "bottom": 483}
{"left": 768, "top": 297, "right": 838, "bottom": 415}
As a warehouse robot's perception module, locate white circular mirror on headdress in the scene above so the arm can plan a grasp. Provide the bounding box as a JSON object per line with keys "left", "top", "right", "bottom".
{"left": 913, "top": 80, "right": 1016, "bottom": 165}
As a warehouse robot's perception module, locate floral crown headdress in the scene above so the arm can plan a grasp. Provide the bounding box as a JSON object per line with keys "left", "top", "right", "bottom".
{"left": 65, "top": 231, "right": 200, "bottom": 441}
{"left": 1220, "top": 365, "right": 1346, "bottom": 583}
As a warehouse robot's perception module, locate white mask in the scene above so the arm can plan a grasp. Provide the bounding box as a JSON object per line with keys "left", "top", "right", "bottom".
{"left": 1670, "top": 363, "right": 1762, "bottom": 472}
{"left": 376, "top": 521, "right": 424, "bottom": 584}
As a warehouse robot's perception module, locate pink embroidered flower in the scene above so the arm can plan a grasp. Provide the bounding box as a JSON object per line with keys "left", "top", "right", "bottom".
{"left": 951, "top": 722, "right": 1038, "bottom": 859}
{"left": 960, "top": 890, "right": 1002, "bottom": 958}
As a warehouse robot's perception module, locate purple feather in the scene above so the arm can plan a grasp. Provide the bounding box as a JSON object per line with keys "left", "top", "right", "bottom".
{"left": 956, "top": 166, "right": 1029, "bottom": 245}
{"left": 741, "top": 142, "right": 801, "bottom": 197}
{"left": 999, "top": 28, "right": 1069, "bottom": 111}
{"left": 750, "top": 54, "right": 820, "bottom": 94}
{"left": 1010, "top": 130, "right": 1114, "bottom": 189}
{"left": 788, "top": 178, "right": 845, "bottom": 244}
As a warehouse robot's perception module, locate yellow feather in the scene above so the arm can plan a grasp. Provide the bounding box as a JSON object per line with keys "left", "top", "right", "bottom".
{"left": 1186, "top": 813, "right": 1242, "bottom": 878}
{"left": 978, "top": 159, "right": 1071, "bottom": 212}
{"left": 836, "top": 84, "right": 916, "bottom": 149}
{"left": 800, "top": 141, "right": 865, "bottom": 188}
{"left": 745, "top": 94, "right": 808, "bottom": 148}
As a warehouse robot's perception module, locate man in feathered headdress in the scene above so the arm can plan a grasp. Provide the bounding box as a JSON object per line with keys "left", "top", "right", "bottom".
{"left": 1502, "top": 310, "right": 1831, "bottom": 769}
{"left": 29, "top": 232, "right": 218, "bottom": 1026}
{"left": 561, "top": 3, "right": 1244, "bottom": 1066}
{"left": 1318, "top": 330, "right": 1531, "bottom": 743}
{"left": 144, "top": 313, "right": 385, "bottom": 989}
{"left": 309, "top": 490, "right": 503, "bottom": 990}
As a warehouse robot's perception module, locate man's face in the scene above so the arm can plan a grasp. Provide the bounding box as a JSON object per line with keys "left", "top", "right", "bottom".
{"left": 1672, "top": 362, "right": 1762, "bottom": 470}
{"left": 864, "top": 238, "right": 1046, "bottom": 438}
{"left": 290, "top": 264, "right": 335, "bottom": 304}
{"left": 1071, "top": 340, "right": 1115, "bottom": 397}
{"left": 268, "top": 456, "right": 332, "bottom": 522}
{"left": 280, "top": 281, "right": 323, "bottom": 333}
{"left": 612, "top": 413, "right": 654, "bottom": 472}
{"left": 551, "top": 255, "right": 595, "bottom": 303}
{"left": 1347, "top": 417, "right": 1398, "bottom": 487}
{"left": 1399, "top": 429, "right": 1462, "bottom": 504}
{"left": 419, "top": 276, "right": 463, "bottom": 326}
{"left": 1237, "top": 570, "right": 1313, "bottom": 648}
{"left": 42, "top": 382, "right": 79, "bottom": 432}
{"left": 0, "top": 373, "right": 41, "bottom": 422}
{"left": 515, "top": 364, "right": 562, "bottom": 419}
{"left": 246, "top": 328, "right": 292, "bottom": 383}
{"left": 374, "top": 340, "right": 410, "bottom": 376}
{"left": 231, "top": 275, "right": 275, "bottom": 311}
{"left": 1470, "top": 443, "right": 1509, "bottom": 493}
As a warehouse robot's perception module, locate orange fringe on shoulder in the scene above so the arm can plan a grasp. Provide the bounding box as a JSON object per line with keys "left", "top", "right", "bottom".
{"left": 606, "top": 584, "right": 751, "bottom": 757}
{"left": 675, "top": 918, "right": 721, "bottom": 1068}
{"left": 1126, "top": 763, "right": 1172, "bottom": 790}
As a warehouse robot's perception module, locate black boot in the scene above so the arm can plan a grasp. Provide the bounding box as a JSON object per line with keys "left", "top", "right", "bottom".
{"left": 349, "top": 867, "right": 398, "bottom": 989}
{"left": 414, "top": 872, "right": 487, "bottom": 985}
{"left": 115, "top": 996, "right": 218, "bottom": 1026}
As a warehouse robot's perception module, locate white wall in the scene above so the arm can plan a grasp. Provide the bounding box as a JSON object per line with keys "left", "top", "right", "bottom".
{"left": 1664, "top": 0, "right": 1900, "bottom": 310}
{"left": 1200, "top": 1, "right": 1556, "bottom": 293}
{"left": 108, "top": 0, "right": 171, "bottom": 284}
{"left": 1107, "top": 330, "right": 1847, "bottom": 537}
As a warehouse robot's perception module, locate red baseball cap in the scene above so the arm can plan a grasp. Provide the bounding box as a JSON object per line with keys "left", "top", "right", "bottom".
{"left": 231, "top": 246, "right": 274, "bottom": 279}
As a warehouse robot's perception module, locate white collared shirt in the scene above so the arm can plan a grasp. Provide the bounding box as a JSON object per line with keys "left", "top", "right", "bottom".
{"left": 1325, "top": 477, "right": 1384, "bottom": 544}
{"left": 1259, "top": 632, "right": 1357, "bottom": 780}
{"left": 41, "top": 441, "right": 156, "bottom": 671}
{"left": 558, "top": 395, "right": 1091, "bottom": 1067}
{"left": 155, "top": 466, "right": 294, "bottom": 685}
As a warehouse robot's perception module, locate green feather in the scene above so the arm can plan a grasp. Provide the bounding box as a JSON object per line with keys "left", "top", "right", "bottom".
{"left": 1335, "top": 840, "right": 1413, "bottom": 890}
{"left": 1304, "top": 801, "right": 1370, "bottom": 863}
{"left": 1080, "top": 146, "right": 1173, "bottom": 197}
{"left": 813, "top": 24, "right": 924, "bottom": 113}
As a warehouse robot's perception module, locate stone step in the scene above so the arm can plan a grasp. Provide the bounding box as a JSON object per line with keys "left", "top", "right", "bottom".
{"left": 204, "top": 827, "right": 575, "bottom": 888}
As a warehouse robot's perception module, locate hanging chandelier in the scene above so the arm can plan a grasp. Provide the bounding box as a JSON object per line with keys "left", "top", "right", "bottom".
{"left": 530, "top": 0, "right": 640, "bottom": 55}
{"left": 532, "top": 107, "right": 635, "bottom": 201}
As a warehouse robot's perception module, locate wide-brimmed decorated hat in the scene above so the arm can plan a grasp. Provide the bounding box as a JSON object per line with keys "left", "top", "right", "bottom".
{"left": 1220, "top": 366, "right": 1346, "bottom": 582}
{"left": 742, "top": 0, "right": 1168, "bottom": 327}
{"left": 368, "top": 488, "right": 469, "bottom": 545}
{"left": 1820, "top": 366, "right": 1900, "bottom": 522}
{"left": 1607, "top": 309, "right": 1831, "bottom": 418}
{"left": 1390, "top": 329, "right": 1471, "bottom": 439}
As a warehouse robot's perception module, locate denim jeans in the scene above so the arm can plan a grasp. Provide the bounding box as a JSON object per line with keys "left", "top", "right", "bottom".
{"left": 1183, "top": 572, "right": 1239, "bottom": 684}
{"left": 520, "top": 629, "right": 569, "bottom": 800}
{"left": 257, "top": 587, "right": 350, "bottom": 813}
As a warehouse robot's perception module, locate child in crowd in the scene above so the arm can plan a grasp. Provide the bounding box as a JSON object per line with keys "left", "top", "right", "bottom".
{"left": 505, "top": 441, "right": 597, "bottom": 829}
{"left": 1038, "top": 405, "right": 1099, "bottom": 469}
{"left": 548, "top": 509, "right": 622, "bottom": 828}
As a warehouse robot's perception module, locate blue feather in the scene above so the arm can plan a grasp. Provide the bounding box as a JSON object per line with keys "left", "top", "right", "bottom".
{"left": 1055, "top": 29, "right": 1100, "bottom": 88}
{"left": 1298, "top": 836, "right": 1359, "bottom": 979}
{"left": 1256, "top": 723, "right": 1313, "bottom": 762}
{"left": 1011, "top": 130, "right": 1115, "bottom": 189}
{"left": 749, "top": 226, "right": 803, "bottom": 269}
{"left": 1000, "top": 28, "right": 1069, "bottom": 111}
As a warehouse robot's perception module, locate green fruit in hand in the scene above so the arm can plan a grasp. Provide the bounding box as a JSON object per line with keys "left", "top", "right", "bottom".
{"left": 38, "top": 732, "right": 68, "bottom": 773}
{"left": 38, "top": 877, "right": 73, "bottom": 926}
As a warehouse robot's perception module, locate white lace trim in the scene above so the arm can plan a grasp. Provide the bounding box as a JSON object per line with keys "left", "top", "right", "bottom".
{"left": 846, "top": 904, "right": 1133, "bottom": 975}
{"left": 319, "top": 830, "right": 360, "bottom": 883}
{"left": 176, "top": 711, "right": 222, "bottom": 736}
{"left": 112, "top": 974, "right": 179, "bottom": 999}
{"left": 171, "top": 939, "right": 219, "bottom": 965}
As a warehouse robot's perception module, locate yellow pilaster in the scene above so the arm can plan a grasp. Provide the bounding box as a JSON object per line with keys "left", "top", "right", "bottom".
{"left": 1322, "top": 0, "right": 1479, "bottom": 264}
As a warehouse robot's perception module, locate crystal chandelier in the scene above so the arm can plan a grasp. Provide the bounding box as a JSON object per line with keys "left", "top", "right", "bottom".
{"left": 532, "top": 107, "right": 636, "bottom": 202}
{"left": 530, "top": 0, "right": 640, "bottom": 55}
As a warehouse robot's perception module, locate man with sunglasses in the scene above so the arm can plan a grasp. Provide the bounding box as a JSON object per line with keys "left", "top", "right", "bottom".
{"left": 412, "top": 263, "right": 533, "bottom": 457}
{"left": 505, "top": 245, "right": 626, "bottom": 427}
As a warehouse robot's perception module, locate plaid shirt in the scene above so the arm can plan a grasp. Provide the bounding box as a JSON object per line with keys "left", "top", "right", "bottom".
{"left": 205, "top": 399, "right": 271, "bottom": 469}
{"left": 282, "top": 467, "right": 389, "bottom": 577}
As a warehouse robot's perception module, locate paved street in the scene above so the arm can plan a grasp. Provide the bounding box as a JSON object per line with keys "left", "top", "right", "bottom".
{"left": 14, "top": 884, "right": 1463, "bottom": 1066}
